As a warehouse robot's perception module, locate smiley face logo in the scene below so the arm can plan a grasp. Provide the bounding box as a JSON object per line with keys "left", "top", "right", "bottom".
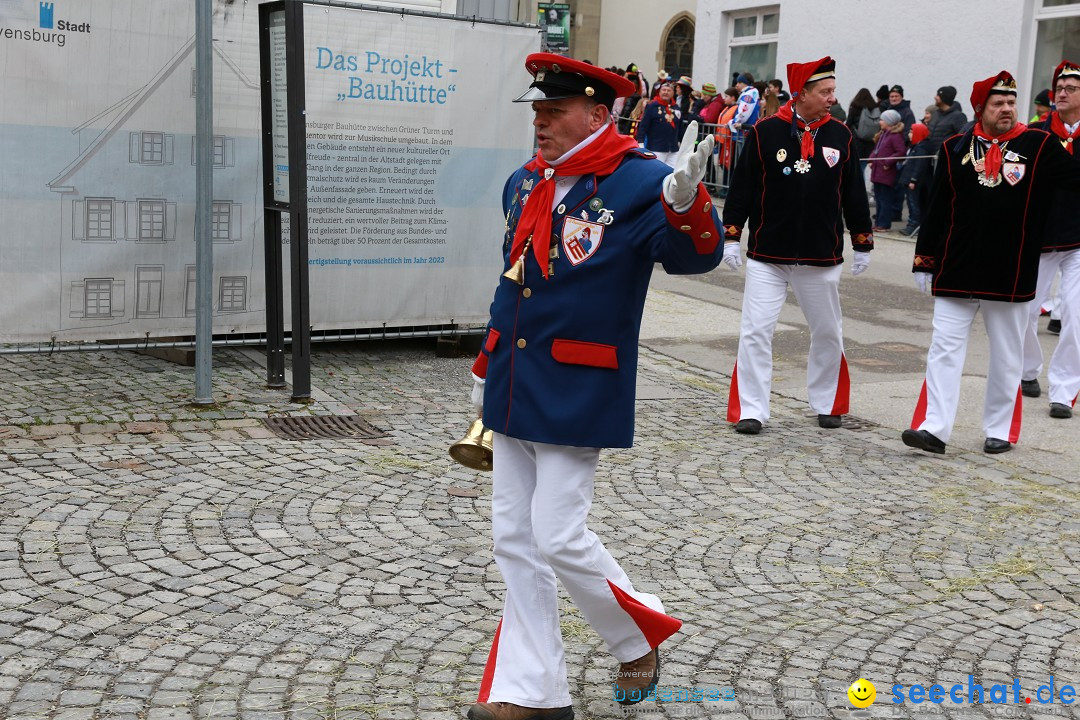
{"left": 848, "top": 678, "right": 876, "bottom": 708}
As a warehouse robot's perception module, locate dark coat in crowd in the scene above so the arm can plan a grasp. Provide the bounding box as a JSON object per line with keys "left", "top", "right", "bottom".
{"left": 926, "top": 102, "right": 968, "bottom": 155}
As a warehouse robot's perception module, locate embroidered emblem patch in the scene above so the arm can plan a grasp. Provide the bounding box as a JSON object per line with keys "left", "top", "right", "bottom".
{"left": 1003, "top": 162, "right": 1025, "bottom": 186}
{"left": 561, "top": 217, "right": 604, "bottom": 266}
{"left": 822, "top": 147, "right": 840, "bottom": 168}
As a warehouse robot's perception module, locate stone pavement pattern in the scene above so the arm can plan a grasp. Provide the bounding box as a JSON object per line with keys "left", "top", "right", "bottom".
{"left": 0, "top": 340, "right": 1078, "bottom": 720}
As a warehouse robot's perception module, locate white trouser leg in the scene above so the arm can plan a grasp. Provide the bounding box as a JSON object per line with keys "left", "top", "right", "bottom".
{"left": 918, "top": 297, "right": 977, "bottom": 443}
{"left": 1022, "top": 253, "right": 1062, "bottom": 381}
{"left": 486, "top": 434, "right": 571, "bottom": 708}
{"left": 730, "top": 259, "right": 789, "bottom": 423}
{"left": 788, "top": 264, "right": 847, "bottom": 415}
{"left": 981, "top": 300, "right": 1030, "bottom": 442}
{"left": 1048, "top": 249, "right": 1080, "bottom": 406}
{"left": 483, "top": 435, "right": 672, "bottom": 706}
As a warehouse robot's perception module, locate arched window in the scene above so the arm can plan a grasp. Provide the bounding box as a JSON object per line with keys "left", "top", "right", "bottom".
{"left": 663, "top": 17, "right": 694, "bottom": 78}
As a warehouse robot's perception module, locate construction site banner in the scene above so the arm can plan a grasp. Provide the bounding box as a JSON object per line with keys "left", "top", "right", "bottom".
{"left": 0, "top": 0, "right": 536, "bottom": 342}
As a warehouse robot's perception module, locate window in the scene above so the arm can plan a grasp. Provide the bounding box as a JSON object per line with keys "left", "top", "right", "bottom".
{"left": 86, "top": 199, "right": 112, "bottom": 240}
{"left": 138, "top": 200, "right": 166, "bottom": 242}
{"left": 129, "top": 131, "right": 173, "bottom": 165}
{"left": 727, "top": 7, "right": 779, "bottom": 87}
{"left": 190, "top": 135, "right": 233, "bottom": 168}
{"left": 185, "top": 266, "right": 196, "bottom": 317}
{"left": 219, "top": 276, "right": 247, "bottom": 313}
{"left": 212, "top": 203, "right": 232, "bottom": 241}
{"left": 135, "top": 266, "right": 163, "bottom": 319}
{"left": 142, "top": 132, "right": 164, "bottom": 164}
{"left": 1030, "top": 2, "right": 1080, "bottom": 109}
{"left": 85, "top": 279, "right": 112, "bottom": 318}
{"left": 663, "top": 17, "right": 695, "bottom": 78}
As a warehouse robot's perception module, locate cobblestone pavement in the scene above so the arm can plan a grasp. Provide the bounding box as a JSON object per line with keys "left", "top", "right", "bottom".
{"left": 0, "top": 341, "right": 1078, "bottom": 720}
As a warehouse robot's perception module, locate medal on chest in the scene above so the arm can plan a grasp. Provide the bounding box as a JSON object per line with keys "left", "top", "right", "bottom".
{"left": 793, "top": 159, "right": 811, "bottom": 173}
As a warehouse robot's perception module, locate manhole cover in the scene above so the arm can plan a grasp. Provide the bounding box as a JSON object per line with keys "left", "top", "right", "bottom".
{"left": 263, "top": 415, "right": 388, "bottom": 441}
{"left": 842, "top": 415, "right": 880, "bottom": 432}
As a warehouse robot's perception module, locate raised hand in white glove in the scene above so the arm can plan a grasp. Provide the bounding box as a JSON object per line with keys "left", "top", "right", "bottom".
{"left": 851, "top": 251, "right": 871, "bottom": 276}
{"left": 722, "top": 242, "right": 742, "bottom": 271}
{"left": 662, "top": 121, "right": 715, "bottom": 212}
{"left": 470, "top": 373, "right": 485, "bottom": 417}
{"left": 914, "top": 272, "right": 931, "bottom": 295}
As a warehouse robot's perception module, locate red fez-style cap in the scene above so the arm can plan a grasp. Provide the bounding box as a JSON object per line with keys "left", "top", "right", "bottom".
{"left": 786, "top": 56, "right": 835, "bottom": 97}
{"left": 1053, "top": 59, "right": 1080, "bottom": 88}
{"left": 970, "top": 70, "right": 1017, "bottom": 114}
{"left": 515, "top": 53, "right": 635, "bottom": 109}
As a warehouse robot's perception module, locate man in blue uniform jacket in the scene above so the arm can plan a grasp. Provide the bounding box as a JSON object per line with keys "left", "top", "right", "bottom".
{"left": 466, "top": 54, "right": 722, "bottom": 720}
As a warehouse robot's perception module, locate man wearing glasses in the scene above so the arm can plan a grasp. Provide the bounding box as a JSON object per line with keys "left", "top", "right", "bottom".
{"left": 903, "top": 71, "right": 1080, "bottom": 456}
{"left": 1020, "top": 60, "right": 1080, "bottom": 419}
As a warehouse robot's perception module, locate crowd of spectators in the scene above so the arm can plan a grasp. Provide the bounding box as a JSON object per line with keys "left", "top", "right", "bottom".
{"left": 601, "top": 61, "right": 1056, "bottom": 234}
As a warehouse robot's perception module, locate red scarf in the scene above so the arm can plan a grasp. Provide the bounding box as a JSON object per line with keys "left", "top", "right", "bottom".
{"left": 512, "top": 124, "right": 638, "bottom": 279}
{"left": 973, "top": 121, "right": 1027, "bottom": 181}
{"left": 775, "top": 100, "right": 830, "bottom": 164}
{"left": 1049, "top": 111, "right": 1080, "bottom": 155}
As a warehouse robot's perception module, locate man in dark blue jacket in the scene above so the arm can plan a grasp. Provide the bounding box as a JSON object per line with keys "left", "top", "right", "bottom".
{"left": 467, "top": 54, "right": 721, "bottom": 720}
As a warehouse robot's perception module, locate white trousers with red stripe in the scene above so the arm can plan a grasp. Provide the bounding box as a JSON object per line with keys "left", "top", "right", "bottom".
{"left": 911, "top": 297, "right": 1029, "bottom": 443}
{"left": 727, "top": 260, "right": 849, "bottom": 423}
{"left": 1022, "top": 249, "right": 1080, "bottom": 407}
{"left": 478, "top": 433, "right": 680, "bottom": 708}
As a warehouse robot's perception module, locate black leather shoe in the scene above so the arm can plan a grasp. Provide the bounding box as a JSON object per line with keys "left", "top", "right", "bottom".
{"left": 1048, "top": 318, "right": 1061, "bottom": 335}
{"left": 817, "top": 414, "right": 842, "bottom": 429}
{"left": 1050, "top": 402, "right": 1073, "bottom": 419}
{"left": 1021, "top": 379, "right": 1041, "bottom": 398}
{"left": 901, "top": 429, "right": 946, "bottom": 454}
{"left": 983, "top": 437, "right": 1012, "bottom": 454}
{"left": 734, "top": 418, "right": 762, "bottom": 435}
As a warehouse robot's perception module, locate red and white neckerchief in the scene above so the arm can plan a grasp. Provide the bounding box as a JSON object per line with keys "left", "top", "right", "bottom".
{"left": 1049, "top": 111, "right": 1080, "bottom": 154}
{"left": 775, "top": 100, "right": 830, "bottom": 169}
{"left": 972, "top": 121, "right": 1026, "bottom": 183}
{"left": 511, "top": 124, "right": 637, "bottom": 279}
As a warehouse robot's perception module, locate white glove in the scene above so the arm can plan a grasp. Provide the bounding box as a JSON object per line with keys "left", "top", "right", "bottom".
{"left": 851, "top": 251, "right": 871, "bottom": 276}
{"left": 470, "top": 373, "right": 485, "bottom": 417}
{"left": 662, "top": 121, "right": 715, "bottom": 212}
{"left": 722, "top": 242, "right": 742, "bottom": 271}
{"left": 914, "top": 272, "right": 930, "bottom": 294}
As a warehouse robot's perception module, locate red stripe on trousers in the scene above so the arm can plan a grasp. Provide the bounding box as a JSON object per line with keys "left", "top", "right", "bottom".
{"left": 727, "top": 361, "right": 741, "bottom": 422}
{"left": 607, "top": 580, "right": 682, "bottom": 649}
{"left": 1008, "top": 386, "right": 1023, "bottom": 444}
{"left": 829, "top": 354, "right": 850, "bottom": 415}
{"left": 476, "top": 619, "right": 502, "bottom": 702}
{"left": 911, "top": 380, "right": 928, "bottom": 429}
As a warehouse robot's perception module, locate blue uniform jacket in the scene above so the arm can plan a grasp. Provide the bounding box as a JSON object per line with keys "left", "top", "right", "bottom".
{"left": 473, "top": 149, "right": 722, "bottom": 448}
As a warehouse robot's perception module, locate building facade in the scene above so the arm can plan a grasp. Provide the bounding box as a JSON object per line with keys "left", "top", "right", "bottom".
{"left": 694, "top": 0, "right": 1080, "bottom": 116}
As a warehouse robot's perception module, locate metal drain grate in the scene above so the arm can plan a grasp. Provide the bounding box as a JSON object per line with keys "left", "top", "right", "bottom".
{"left": 263, "top": 415, "right": 388, "bottom": 441}
{"left": 841, "top": 414, "right": 881, "bottom": 432}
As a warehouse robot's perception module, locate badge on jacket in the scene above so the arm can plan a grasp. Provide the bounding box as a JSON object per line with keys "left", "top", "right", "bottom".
{"left": 562, "top": 217, "right": 604, "bottom": 266}
{"left": 822, "top": 147, "right": 840, "bottom": 168}
{"left": 1003, "top": 162, "right": 1025, "bottom": 186}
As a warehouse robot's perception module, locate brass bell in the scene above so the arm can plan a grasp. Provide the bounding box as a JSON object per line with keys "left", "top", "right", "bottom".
{"left": 449, "top": 418, "right": 494, "bottom": 471}
{"left": 503, "top": 236, "right": 531, "bottom": 285}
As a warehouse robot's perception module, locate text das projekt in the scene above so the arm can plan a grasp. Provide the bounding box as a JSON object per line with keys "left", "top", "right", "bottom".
{"left": 316, "top": 48, "right": 458, "bottom": 105}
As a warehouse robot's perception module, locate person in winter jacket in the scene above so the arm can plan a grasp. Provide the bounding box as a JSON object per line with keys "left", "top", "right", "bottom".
{"left": 868, "top": 108, "right": 908, "bottom": 230}
{"left": 848, "top": 88, "right": 882, "bottom": 165}
{"left": 886, "top": 85, "right": 917, "bottom": 133}
{"left": 926, "top": 85, "right": 968, "bottom": 154}
{"left": 897, "top": 123, "right": 933, "bottom": 236}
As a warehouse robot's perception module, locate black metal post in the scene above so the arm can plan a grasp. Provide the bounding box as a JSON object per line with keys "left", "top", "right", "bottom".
{"left": 284, "top": 0, "right": 310, "bottom": 400}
